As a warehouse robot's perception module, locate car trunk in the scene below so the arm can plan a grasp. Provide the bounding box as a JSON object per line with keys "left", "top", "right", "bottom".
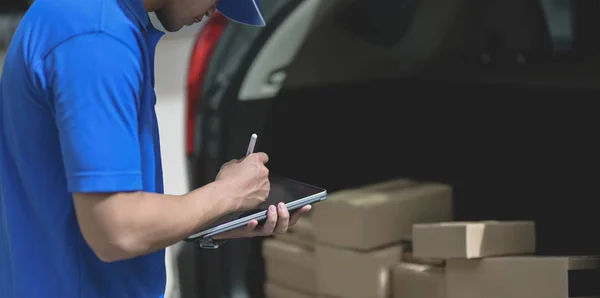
{"left": 258, "top": 0, "right": 600, "bottom": 256}
{"left": 260, "top": 77, "right": 600, "bottom": 257}
{"left": 186, "top": 0, "right": 600, "bottom": 296}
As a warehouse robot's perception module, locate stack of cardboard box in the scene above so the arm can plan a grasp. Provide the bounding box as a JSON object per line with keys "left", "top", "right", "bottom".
{"left": 263, "top": 178, "right": 600, "bottom": 298}
{"left": 313, "top": 180, "right": 454, "bottom": 298}
{"left": 263, "top": 215, "right": 317, "bottom": 298}
{"left": 263, "top": 178, "right": 454, "bottom": 298}
{"left": 409, "top": 221, "right": 600, "bottom": 298}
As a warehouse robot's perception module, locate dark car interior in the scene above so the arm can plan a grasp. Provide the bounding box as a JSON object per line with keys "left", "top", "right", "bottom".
{"left": 188, "top": 0, "right": 600, "bottom": 297}
{"left": 249, "top": 0, "right": 600, "bottom": 257}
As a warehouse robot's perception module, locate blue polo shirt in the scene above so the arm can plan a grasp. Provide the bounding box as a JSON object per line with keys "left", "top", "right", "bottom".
{"left": 0, "top": 0, "right": 166, "bottom": 296}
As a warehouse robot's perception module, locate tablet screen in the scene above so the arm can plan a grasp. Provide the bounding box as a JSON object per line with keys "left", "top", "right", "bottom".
{"left": 199, "top": 174, "right": 325, "bottom": 232}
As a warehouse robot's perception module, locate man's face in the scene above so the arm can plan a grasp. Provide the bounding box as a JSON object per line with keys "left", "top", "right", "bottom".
{"left": 155, "top": 0, "right": 218, "bottom": 32}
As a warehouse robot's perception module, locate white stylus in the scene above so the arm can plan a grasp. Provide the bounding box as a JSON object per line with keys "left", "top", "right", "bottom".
{"left": 246, "top": 133, "right": 258, "bottom": 156}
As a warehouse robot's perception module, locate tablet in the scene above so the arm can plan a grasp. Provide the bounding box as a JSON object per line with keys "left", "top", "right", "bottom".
{"left": 185, "top": 174, "right": 327, "bottom": 241}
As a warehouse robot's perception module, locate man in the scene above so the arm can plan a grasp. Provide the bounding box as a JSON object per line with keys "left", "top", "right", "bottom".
{"left": 0, "top": 0, "right": 310, "bottom": 297}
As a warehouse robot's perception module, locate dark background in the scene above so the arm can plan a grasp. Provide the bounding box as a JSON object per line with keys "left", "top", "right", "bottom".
{"left": 0, "top": 0, "right": 29, "bottom": 50}
{"left": 0, "top": 0, "right": 30, "bottom": 13}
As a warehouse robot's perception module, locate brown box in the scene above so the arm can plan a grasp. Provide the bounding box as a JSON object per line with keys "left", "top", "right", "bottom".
{"left": 263, "top": 239, "right": 316, "bottom": 295}
{"left": 402, "top": 251, "right": 445, "bottom": 267}
{"left": 393, "top": 263, "right": 445, "bottom": 298}
{"left": 313, "top": 182, "right": 453, "bottom": 250}
{"left": 412, "top": 221, "right": 535, "bottom": 259}
{"left": 265, "top": 283, "right": 314, "bottom": 298}
{"left": 316, "top": 244, "right": 403, "bottom": 298}
{"left": 275, "top": 216, "right": 315, "bottom": 250}
{"left": 291, "top": 215, "right": 314, "bottom": 237}
{"left": 327, "top": 179, "right": 419, "bottom": 199}
{"left": 446, "top": 256, "right": 600, "bottom": 298}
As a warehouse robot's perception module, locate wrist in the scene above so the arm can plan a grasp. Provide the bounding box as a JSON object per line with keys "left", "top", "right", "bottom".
{"left": 211, "top": 179, "right": 242, "bottom": 212}
{"left": 183, "top": 180, "right": 238, "bottom": 234}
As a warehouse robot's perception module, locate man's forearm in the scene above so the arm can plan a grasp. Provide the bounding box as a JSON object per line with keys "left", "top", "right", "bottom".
{"left": 73, "top": 180, "right": 237, "bottom": 262}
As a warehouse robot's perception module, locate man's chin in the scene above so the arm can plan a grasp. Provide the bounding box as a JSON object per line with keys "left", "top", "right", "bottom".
{"left": 163, "top": 24, "right": 183, "bottom": 32}
{"left": 155, "top": 13, "right": 184, "bottom": 32}
{"left": 158, "top": 20, "right": 183, "bottom": 32}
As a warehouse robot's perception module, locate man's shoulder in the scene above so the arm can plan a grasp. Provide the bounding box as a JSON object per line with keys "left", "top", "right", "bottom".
{"left": 17, "top": 0, "right": 143, "bottom": 60}
{"left": 2, "top": 0, "right": 145, "bottom": 98}
{"left": 22, "top": 0, "right": 103, "bottom": 44}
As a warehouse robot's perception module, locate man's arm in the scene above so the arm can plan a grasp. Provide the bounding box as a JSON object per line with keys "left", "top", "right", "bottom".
{"left": 73, "top": 181, "right": 235, "bottom": 262}
{"left": 45, "top": 32, "right": 240, "bottom": 262}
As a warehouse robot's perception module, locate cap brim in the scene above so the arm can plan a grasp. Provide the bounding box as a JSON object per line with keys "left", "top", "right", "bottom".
{"left": 216, "top": 0, "right": 266, "bottom": 27}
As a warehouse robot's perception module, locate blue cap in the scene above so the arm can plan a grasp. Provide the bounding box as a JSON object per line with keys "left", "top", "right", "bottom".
{"left": 217, "top": 0, "right": 266, "bottom": 27}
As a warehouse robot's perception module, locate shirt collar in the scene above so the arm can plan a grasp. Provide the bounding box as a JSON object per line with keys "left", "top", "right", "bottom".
{"left": 147, "top": 21, "right": 165, "bottom": 46}
{"left": 121, "top": 0, "right": 149, "bottom": 31}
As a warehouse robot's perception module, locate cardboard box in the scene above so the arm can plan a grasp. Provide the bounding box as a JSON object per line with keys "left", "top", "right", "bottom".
{"left": 263, "top": 239, "right": 316, "bottom": 295}
{"left": 402, "top": 251, "right": 445, "bottom": 267}
{"left": 393, "top": 263, "right": 445, "bottom": 298}
{"left": 313, "top": 182, "right": 453, "bottom": 250}
{"left": 265, "top": 283, "right": 315, "bottom": 298}
{"left": 327, "top": 179, "right": 419, "bottom": 200}
{"left": 275, "top": 216, "right": 315, "bottom": 250}
{"left": 316, "top": 244, "right": 403, "bottom": 298}
{"left": 291, "top": 215, "right": 314, "bottom": 237}
{"left": 412, "top": 221, "right": 535, "bottom": 259}
{"left": 446, "top": 256, "right": 600, "bottom": 298}
{"left": 275, "top": 232, "right": 314, "bottom": 251}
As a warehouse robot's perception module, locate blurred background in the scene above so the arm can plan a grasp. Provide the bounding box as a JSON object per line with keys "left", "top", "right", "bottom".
{"left": 3, "top": 0, "right": 600, "bottom": 298}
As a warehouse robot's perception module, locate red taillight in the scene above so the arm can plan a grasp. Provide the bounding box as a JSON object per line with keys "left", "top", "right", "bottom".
{"left": 186, "top": 13, "right": 228, "bottom": 156}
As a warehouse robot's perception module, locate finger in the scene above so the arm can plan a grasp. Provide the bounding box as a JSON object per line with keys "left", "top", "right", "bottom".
{"left": 289, "top": 205, "right": 312, "bottom": 226}
{"left": 261, "top": 205, "right": 278, "bottom": 235}
{"left": 273, "top": 202, "right": 290, "bottom": 234}
{"left": 220, "top": 159, "right": 237, "bottom": 170}
{"left": 251, "top": 152, "right": 269, "bottom": 164}
{"left": 213, "top": 220, "right": 259, "bottom": 240}
{"left": 246, "top": 219, "right": 259, "bottom": 231}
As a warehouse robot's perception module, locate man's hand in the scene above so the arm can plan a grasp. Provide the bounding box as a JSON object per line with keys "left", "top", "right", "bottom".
{"left": 211, "top": 153, "right": 311, "bottom": 240}
{"left": 213, "top": 203, "right": 312, "bottom": 240}
{"left": 216, "top": 153, "right": 271, "bottom": 212}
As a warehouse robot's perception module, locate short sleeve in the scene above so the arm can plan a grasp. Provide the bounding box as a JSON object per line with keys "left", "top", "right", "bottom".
{"left": 45, "top": 32, "right": 144, "bottom": 193}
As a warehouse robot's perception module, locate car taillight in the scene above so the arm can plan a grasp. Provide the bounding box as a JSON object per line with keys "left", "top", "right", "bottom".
{"left": 186, "top": 12, "right": 228, "bottom": 156}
